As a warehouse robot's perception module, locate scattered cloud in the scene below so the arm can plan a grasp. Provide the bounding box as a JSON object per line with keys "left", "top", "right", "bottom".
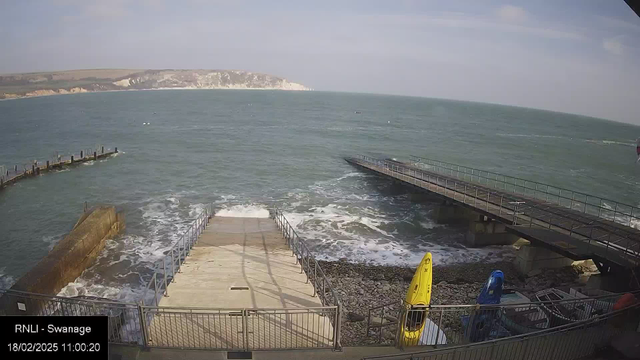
{"left": 359, "top": 13, "right": 583, "bottom": 41}
{"left": 597, "top": 16, "right": 640, "bottom": 32}
{"left": 496, "top": 5, "right": 527, "bottom": 23}
{"left": 603, "top": 36, "right": 624, "bottom": 55}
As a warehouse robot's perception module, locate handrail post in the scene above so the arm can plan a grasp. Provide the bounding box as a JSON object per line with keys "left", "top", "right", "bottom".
{"left": 163, "top": 258, "right": 169, "bottom": 297}
{"left": 154, "top": 274, "right": 159, "bottom": 306}
{"left": 171, "top": 249, "right": 175, "bottom": 282}
{"left": 334, "top": 303, "right": 342, "bottom": 351}
{"left": 137, "top": 302, "right": 149, "bottom": 347}
{"left": 313, "top": 261, "right": 317, "bottom": 296}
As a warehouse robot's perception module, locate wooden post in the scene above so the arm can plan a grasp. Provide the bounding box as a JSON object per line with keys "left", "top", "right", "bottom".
{"left": 14, "top": 165, "right": 17, "bottom": 173}
{"left": 115, "top": 147, "right": 118, "bottom": 153}
{"left": 31, "top": 164, "right": 35, "bottom": 176}
{"left": 46, "top": 161, "right": 50, "bottom": 170}
{"left": 71, "top": 155, "right": 74, "bottom": 164}
{"left": 94, "top": 151, "right": 97, "bottom": 160}
{"left": 101, "top": 146, "right": 104, "bottom": 154}
{"left": 80, "top": 150, "right": 83, "bottom": 158}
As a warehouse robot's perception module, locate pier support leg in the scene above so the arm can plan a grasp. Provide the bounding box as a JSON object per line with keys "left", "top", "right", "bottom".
{"left": 465, "top": 219, "right": 520, "bottom": 247}
{"left": 434, "top": 202, "right": 478, "bottom": 224}
{"left": 71, "top": 156, "right": 74, "bottom": 164}
{"left": 514, "top": 244, "right": 575, "bottom": 275}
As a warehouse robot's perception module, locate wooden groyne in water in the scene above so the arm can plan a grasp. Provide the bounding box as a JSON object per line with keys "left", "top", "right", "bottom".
{"left": 0, "top": 146, "right": 118, "bottom": 191}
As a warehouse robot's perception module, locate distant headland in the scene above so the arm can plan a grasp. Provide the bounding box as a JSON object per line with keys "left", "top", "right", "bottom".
{"left": 0, "top": 69, "right": 311, "bottom": 99}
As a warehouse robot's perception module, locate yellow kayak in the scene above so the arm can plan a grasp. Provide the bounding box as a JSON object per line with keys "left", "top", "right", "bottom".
{"left": 401, "top": 252, "right": 432, "bottom": 346}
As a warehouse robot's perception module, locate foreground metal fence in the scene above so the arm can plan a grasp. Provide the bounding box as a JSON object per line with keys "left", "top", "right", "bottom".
{"left": 271, "top": 208, "right": 342, "bottom": 348}
{"left": 352, "top": 155, "right": 640, "bottom": 261}
{"left": 143, "top": 306, "right": 338, "bottom": 350}
{"left": 0, "top": 288, "right": 144, "bottom": 345}
{"left": 142, "top": 204, "right": 213, "bottom": 306}
{"left": 363, "top": 300, "right": 640, "bottom": 360}
{"left": 366, "top": 291, "right": 636, "bottom": 348}
{"left": 0, "top": 207, "right": 343, "bottom": 351}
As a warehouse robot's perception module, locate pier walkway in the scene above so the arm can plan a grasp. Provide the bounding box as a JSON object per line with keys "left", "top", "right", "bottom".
{"left": 141, "top": 209, "right": 341, "bottom": 351}
{"left": 346, "top": 155, "right": 640, "bottom": 273}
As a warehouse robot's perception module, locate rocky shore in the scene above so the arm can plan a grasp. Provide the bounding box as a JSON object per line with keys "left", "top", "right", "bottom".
{"left": 318, "top": 260, "right": 595, "bottom": 346}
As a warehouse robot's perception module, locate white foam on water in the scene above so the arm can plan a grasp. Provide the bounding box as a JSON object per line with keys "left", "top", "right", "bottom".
{"left": 496, "top": 133, "right": 567, "bottom": 139}
{"left": 59, "top": 193, "right": 209, "bottom": 302}
{"left": 57, "top": 278, "right": 143, "bottom": 303}
{"left": 0, "top": 266, "right": 16, "bottom": 288}
{"left": 42, "top": 232, "right": 66, "bottom": 251}
{"left": 82, "top": 160, "right": 95, "bottom": 166}
{"left": 586, "top": 139, "right": 635, "bottom": 147}
{"left": 215, "top": 204, "right": 269, "bottom": 218}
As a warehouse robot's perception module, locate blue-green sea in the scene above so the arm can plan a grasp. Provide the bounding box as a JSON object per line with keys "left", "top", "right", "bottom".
{"left": 1, "top": 90, "right": 639, "bottom": 302}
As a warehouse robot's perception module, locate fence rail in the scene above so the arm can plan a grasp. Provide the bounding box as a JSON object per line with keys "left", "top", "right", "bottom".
{"left": 270, "top": 208, "right": 342, "bottom": 349}
{"left": 410, "top": 155, "right": 640, "bottom": 230}
{"left": 366, "top": 291, "right": 635, "bottom": 348}
{"left": 142, "top": 306, "right": 338, "bottom": 350}
{"left": 363, "top": 299, "right": 640, "bottom": 360}
{"left": 0, "top": 288, "right": 144, "bottom": 345}
{"left": 142, "top": 204, "right": 213, "bottom": 306}
{"left": 352, "top": 155, "right": 640, "bottom": 262}
{"left": 0, "top": 207, "right": 343, "bottom": 352}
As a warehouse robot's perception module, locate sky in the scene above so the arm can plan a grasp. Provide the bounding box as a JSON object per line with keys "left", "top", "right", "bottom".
{"left": 1, "top": 0, "right": 640, "bottom": 124}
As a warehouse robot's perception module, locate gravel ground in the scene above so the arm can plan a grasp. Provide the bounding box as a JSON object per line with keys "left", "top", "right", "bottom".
{"left": 318, "top": 260, "right": 595, "bottom": 346}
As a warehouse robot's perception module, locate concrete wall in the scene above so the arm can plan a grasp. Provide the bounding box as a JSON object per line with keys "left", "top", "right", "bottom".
{"left": 514, "top": 244, "right": 575, "bottom": 275}
{"left": 465, "top": 220, "right": 520, "bottom": 247}
{"left": 2, "top": 206, "right": 125, "bottom": 314}
{"left": 434, "top": 203, "right": 480, "bottom": 225}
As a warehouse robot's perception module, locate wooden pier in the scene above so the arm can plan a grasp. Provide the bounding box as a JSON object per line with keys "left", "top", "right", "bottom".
{"left": 0, "top": 146, "right": 118, "bottom": 191}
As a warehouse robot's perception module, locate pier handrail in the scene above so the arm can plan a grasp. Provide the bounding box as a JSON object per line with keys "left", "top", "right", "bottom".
{"left": 407, "top": 155, "right": 640, "bottom": 253}
{"left": 270, "top": 208, "right": 342, "bottom": 349}
{"left": 410, "top": 155, "right": 640, "bottom": 229}
{"left": 142, "top": 204, "right": 213, "bottom": 306}
{"left": 351, "top": 155, "right": 640, "bottom": 260}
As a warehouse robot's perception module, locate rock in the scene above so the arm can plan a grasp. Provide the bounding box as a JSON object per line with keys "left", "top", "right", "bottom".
{"left": 371, "top": 273, "right": 386, "bottom": 281}
{"left": 382, "top": 284, "right": 391, "bottom": 292}
{"left": 436, "top": 281, "right": 448, "bottom": 286}
{"left": 527, "top": 269, "right": 542, "bottom": 277}
{"left": 468, "top": 292, "right": 477, "bottom": 299}
{"left": 402, "top": 274, "right": 413, "bottom": 282}
{"left": 347, "top": 312, "right": 365, "bottom": 322}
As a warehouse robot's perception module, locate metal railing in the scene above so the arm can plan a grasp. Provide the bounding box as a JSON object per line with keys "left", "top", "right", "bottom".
{"left": 0, "top": 206, "right": 344, "bottom": 352}
{"left": 351, "top": 155, "right": 640, "bottom": 261}
{"left": 411, "top": 155, "right": 640, "bottom": 229}
{"left": 363, "top": 298, "right": 640, "bottom": 360}
{"left": 142, "top": 204, "right": 213, "bottom": 306}
{"left": 142, "top": 306, "right": 338, "bottom": 350}
{"left": 270, "top": 208, "right": 342, "bottom": 349}
{"left": 366, "top": 291, "right": 631, "bottom": 348}
{"left": 0, "top": 288, "right": 144, "bottom": 345}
